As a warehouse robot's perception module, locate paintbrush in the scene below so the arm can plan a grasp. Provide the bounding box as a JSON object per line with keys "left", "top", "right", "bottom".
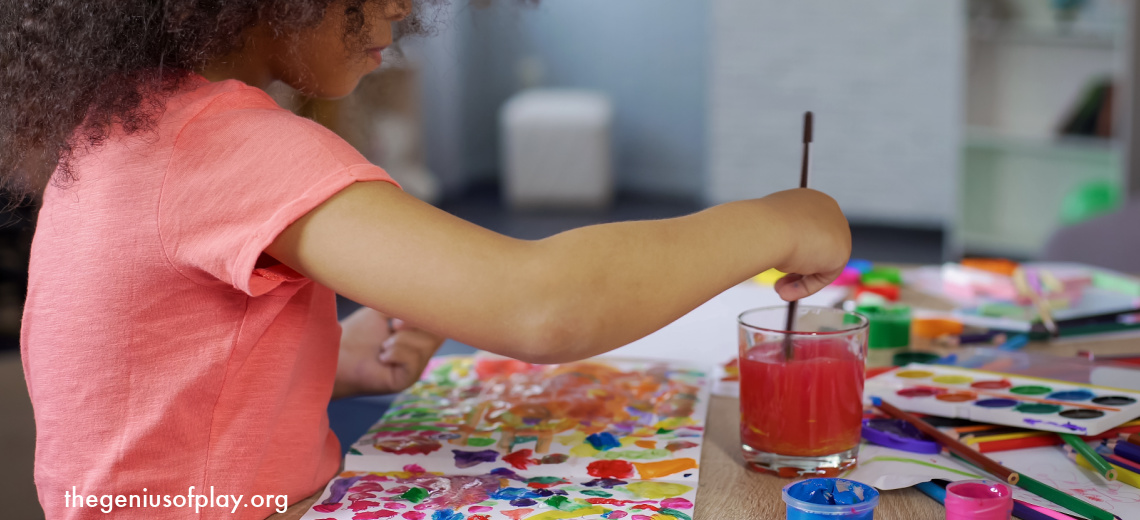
{"left": 1013, "top": 267, "right": 1059, "bottom": 338}
{"left": 783, "top": 111, "right": 813, "bottom": 360}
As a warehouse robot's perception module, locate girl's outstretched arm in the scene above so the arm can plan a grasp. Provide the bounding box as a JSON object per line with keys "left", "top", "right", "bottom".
{"left": 266, "top": 181, "right": 849, "bottom": 363}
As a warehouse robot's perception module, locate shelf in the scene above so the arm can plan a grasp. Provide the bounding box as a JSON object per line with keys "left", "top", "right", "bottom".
{"left": 964, "top": 127, "right": 1118, "bottom": 163}
{"left": 970, "top": 19, "right": 1118, "bottom": 49}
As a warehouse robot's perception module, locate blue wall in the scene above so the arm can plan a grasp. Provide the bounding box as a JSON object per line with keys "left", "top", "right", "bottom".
{"left": 456, "top": 0, "right": 709, "bottom": 198}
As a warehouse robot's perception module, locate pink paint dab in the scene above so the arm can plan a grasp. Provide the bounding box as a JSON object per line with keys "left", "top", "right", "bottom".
{"left": 661, "top": 498, "right": 693, "bottom": 509}
{"left": 383, "top": 503, "right": 406, "bottom": 509}
{"left": 468, "top": 506, "right": 493, "bottom": 512}
{"left": 606, "top": 512, "right": 628, "bottom": 519}
{"left": 403, "top": 464, "right": 427, "bottom": 474}
{"left": 351, "top": 511, "right": 398, "bottom": 519}
{"left": 631, "top": 515, "right": 653, "bottom": 520}
{"left": 401, "top": 512, "right": 426, "bottom": 520}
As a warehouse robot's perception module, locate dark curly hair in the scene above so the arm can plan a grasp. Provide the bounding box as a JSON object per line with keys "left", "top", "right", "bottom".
{"left": 0, "top": 0, "right": 452, "bottom": 198}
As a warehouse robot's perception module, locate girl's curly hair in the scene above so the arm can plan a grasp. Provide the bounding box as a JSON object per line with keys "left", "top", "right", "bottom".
{"left": 0, "top": 0, "right": 448, "bottom": 197}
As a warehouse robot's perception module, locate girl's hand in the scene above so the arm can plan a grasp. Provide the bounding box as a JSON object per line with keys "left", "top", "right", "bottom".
{"left": 762, "top": 188, "right": 852, "bottom": 301}
{"left": 332, "top": 306, "right": 443, "bottom": 399}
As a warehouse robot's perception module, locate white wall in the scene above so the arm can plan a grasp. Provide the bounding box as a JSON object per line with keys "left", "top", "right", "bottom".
{"left": 707, "top": 0, "right": 964, "bottom": 226}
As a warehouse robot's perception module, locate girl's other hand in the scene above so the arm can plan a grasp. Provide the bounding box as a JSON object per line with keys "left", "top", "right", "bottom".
{"left": 763, "top": 188, "right": 851, "bottom": 301}
{"left": 332, "top": 306, "right": 443, "bottom": 399}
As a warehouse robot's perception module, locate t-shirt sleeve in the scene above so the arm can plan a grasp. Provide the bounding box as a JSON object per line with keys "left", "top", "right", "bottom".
{"left": 158, "top": 87, "right": 398, "bottom": 296}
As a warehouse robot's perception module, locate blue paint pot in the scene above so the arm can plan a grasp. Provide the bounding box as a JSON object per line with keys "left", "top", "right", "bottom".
{"left": 782, "top": 478, "right": 880, "bottom": 519}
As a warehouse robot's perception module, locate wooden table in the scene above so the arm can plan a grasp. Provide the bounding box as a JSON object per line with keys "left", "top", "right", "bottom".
{"left": 692, "top": 283, "right": 1140, "bottom": 518}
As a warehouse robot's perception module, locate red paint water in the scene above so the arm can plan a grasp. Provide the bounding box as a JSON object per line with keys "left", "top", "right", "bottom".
{"left": 740, "top": 336, "right": 865, "bottom": 457}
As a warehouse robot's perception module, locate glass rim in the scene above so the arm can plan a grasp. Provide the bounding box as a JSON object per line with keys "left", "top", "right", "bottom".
{"left": 737, "top": 305, "right": 869, "bottom": 336}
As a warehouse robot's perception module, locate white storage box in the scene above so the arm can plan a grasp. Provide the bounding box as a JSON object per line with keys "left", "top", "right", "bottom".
{"left": 500, "top": 89, "right": 613, "bottom": 210}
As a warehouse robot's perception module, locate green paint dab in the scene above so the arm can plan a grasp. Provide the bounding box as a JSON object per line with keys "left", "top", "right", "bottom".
{"left": 348, "top": 447, "right": 363, "bottom": 455}
{"left": 400, "top": 487, "right": 429, "bottom": 504}
{"left": 656, "top": 428, "right": 674, "bottom": 434}
{"left": 659, "top": 509, "right": 692, "bottom": 520}
{"left": 467, "top": 437, "right": 496, "bottom": 447}
{"left": 581, "top": 490, "right": 613, "bottom": 497}
{"left": 544, "top": 495, "right": 571, "bottom": 510}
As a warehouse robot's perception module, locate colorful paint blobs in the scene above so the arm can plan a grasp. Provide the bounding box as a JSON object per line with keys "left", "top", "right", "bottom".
{"left": 587, "top": 432, "right": 622, "bottom": 451}
{"left": 452, "top": 449, "right": 498, "bottom": 468}
{"left": 657, "top": 509, "right": 693, "bottom": 520}
{"left": 526, "top": 476, "right": 570, "bottom": 489}
{"left": 376, "top": 437, "right": 442, "bottom": 456}
{"left": 587, "top": 460, "right": 635, "bottom": 479}
{"left": 353, "top": 511, "right": 399, "bottom": 519}
{"left": 429, "top": 511, "right": 463, "bottom": 520}
{"left": 633, "top": 459, "right": 698, "bottom": 480}
{"left": 604, "top": 512, "right": 628, "bottom": 519}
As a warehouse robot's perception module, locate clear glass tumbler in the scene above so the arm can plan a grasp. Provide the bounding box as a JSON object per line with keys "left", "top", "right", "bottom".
{"left": 738, "top": 305, "right": 869, "bottom": 477}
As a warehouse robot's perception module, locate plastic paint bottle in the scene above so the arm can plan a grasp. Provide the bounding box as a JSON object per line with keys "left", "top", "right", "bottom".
{"left": 781, "top": 478, "right": 880, "bottom": 520}
{"left": 944, "top": 479, "right": 1012, "bottom": 520}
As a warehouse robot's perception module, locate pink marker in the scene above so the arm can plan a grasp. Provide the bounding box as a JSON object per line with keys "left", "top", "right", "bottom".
{"left": 945, "top": 480, "right": 1013, "bottom": 520}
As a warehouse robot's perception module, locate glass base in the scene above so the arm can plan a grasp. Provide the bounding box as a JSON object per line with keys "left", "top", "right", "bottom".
{"left": 742, "top": 444, "right": 859, "bottom": 478}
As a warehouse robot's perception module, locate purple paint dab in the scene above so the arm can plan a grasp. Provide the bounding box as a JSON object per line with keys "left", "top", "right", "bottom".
{"left": 974, "top": 398, "right": 1018, "bottom": 408}
{"left": 451, "top": 449, "right": 498, "bottom": 468}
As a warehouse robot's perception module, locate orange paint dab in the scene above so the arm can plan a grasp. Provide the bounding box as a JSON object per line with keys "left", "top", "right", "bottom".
{"left": 635, "top": 440, "right": 657, "bottom": 449}
{"left": 502, "top": 509, "right": 534, "bottom": 520}
{"left": 633, "top": 458, "right": 698, "bottom": 479}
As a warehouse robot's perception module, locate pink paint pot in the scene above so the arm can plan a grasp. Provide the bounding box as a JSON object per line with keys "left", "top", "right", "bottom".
{"left": 944, "top": 480, "right": 1012, "bottom": 520}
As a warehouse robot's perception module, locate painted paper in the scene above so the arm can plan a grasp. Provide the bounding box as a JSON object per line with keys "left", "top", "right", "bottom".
{"left": 303, "top": 356, "right": 709, "bottom": 520}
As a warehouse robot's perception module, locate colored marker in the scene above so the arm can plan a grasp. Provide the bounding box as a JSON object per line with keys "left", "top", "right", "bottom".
{"left": 997, "top": 333, "right": 1030, "bottom": 351}
{"left": 1060, "top": 433, "right": 1116, "bottom": 481}
{"left": 1108, "top": 438, "right": 1140, "bottom": 466}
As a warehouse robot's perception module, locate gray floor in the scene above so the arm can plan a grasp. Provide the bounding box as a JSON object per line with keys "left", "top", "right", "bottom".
{"left": 0, "top": 187, "right": 944, "bottom": 519}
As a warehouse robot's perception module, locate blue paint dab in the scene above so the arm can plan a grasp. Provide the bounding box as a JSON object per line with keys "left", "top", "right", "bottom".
{"left": 451, "top": 449, "right": 498, "bottom": 468}
{"left": 586, "top": 432, "right": 621, "bottom": 451}
{"left": 489, "top": 487, "right": 539, "bottom": 501}
{"left": 432, "top": 510, "right": 464, "bottom": 520}
{"left": 510, "top": 498, "right": 538, "bottom": 507}
{"left": 490, "top": 467, "right": 526, "bottom": 481}
{"left": 583, "top": 478, "right": 628, "bottom": 489}
{"left": 1046, "top": 389, "right": 1096, "bottom": 401}
{"left": 683, "top": 473, "right": 693, "bottom": 478}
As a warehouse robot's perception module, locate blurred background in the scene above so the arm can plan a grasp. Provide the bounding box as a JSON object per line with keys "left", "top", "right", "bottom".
{"left": 2, "top": 0, "right": 1138, "bottom": 517}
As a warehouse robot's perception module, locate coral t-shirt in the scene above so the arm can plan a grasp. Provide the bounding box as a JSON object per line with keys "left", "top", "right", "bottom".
{"left": 21, "top": 76, "right": 396, "bottom": 519}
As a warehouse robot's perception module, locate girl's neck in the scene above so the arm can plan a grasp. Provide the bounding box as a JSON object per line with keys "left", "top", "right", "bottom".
{"left": 198, "top": 27, "right": 276, "bottom": 89}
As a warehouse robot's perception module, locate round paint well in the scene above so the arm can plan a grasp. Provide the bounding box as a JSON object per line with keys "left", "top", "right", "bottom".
{"left": 1059, "top": 409, "right": 1105, "bottom": 420}
{"left": 932, "top": 375, "right": 973, "bottom": 385}
{"left": 936, "top": 391, "right": 977, "bottom": 403}
{"left": 971, "top": 380, "right": 1012, "bottom": 390}
{"left": 897, "top": 387, "right": 943, "bottom": 398}
{"left": 1014, "top": 403, "right": 1061, "bottom": 414}
{"left": 1092, "top": 396, "right": 1137, "bottom": 406}
{"left": 896, "top": 370, "right": 934, "bottom": 379}
{"left": 945, "top": 480, "right": 1012, "bottom": 520}
{"left": 782, "top": 478, "right": 880, "bottom": 520}
{"left": 974, "top": 398, "right": 1018, "bottom": 408}
{"left": 1045, "top": 389, "right": 1096, "bottom": 401}
{"left": 1009, "top": 385, "right": 1052, "bottom": 395}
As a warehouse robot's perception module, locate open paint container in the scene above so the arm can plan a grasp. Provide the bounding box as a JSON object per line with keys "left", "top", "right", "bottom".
{"left": 945, "top": 480, "right": 1012, "bottom": 520}
{"left": 782, "top": 478, "right": 880, "bottom": 519}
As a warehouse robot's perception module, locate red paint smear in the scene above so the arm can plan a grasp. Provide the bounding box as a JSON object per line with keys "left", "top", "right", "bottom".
{"left": 631, "top": 504, "right": 660, "bottom": 511}
{"left": 376, "top": 437, "right": 442, "bottom": 456}
{"left": 349, "top": 492, "right": 376, "bottom": 501}
{"left": 349, "top": 500, "right": 381, "bottom": 512}
{"left": 469, "top": 516, "right": 491, "bottom": 520}
{"left": 585, "top": 498, "right": 658, "bottom": 506}
{"left": 897, "top": 387, "right": 943, "bottom": 398}
{"left": 401, "top": 513, "right": 425, "bottom": 520}
{"left": 502, "top": 508, "right": 535, "bottom": 520}
{"left": 354, "top": 483, "right": 385, "bottom": 493}
{"left": 352, "top": 511, "right": 398, "bottom": 519}
{"left": 468, "top": 506, "right": 493, "bottom": 513}
{"left": 665, "top": 441, "right": 699, "bottom": 452}
{"left": 587, "top": 459, "right": 635, "bottom": 479}
{"left": 312, "top": 503, "right": 342, "bottom": 513}
{"left": 503, "top": 449, "right": 537, "bottom": 470}
{"left": 475, "top": 358, "right": 535, "bottom": 379}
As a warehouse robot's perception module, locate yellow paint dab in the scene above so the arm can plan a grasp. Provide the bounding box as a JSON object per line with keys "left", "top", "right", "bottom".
{"left": 652, "top": 515, "right": 679, "bottom": 520}
{"left": 635, "top": 440, "right": 658, "bottom": 449}
{"left": 569, "top": 443, "right": 599, "bottom": 458}
{"left": 556, "top": 431, "right": 587, "bottom": 446}
{"left": 932, "top": 375, "right": 972, "bottom": 385}
{"left": 654, "top": 417, "right": 695, "bottom": 430}
{"left": 625, "top": 480, "right": 694, "bottom": 499}
{"left": 523, "top": 506, "right": 608, "bottom": 519}
{"left": 895, "top": 370, "right": 934, "bottom": 379}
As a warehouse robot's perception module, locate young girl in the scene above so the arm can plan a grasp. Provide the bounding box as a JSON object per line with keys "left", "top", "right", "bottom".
{"left": 5, "top": 1, "right": 850, "bottom": 519}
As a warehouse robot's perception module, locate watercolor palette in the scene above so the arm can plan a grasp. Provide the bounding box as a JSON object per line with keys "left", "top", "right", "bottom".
{"left": 866, "top": 364, "right": 1140, "bottom": 436}
{"left": 304, "top": 355, "right": 709, "bottom": 519}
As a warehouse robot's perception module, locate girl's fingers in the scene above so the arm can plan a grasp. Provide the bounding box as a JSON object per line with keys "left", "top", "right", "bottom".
{"left": 774, "top": 269, "right": 843, "bottom": 301}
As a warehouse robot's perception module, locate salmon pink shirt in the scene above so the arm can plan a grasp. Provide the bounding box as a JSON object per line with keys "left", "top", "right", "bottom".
{"left": 21, "top": 76, "right": 396, "bottom": 519}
